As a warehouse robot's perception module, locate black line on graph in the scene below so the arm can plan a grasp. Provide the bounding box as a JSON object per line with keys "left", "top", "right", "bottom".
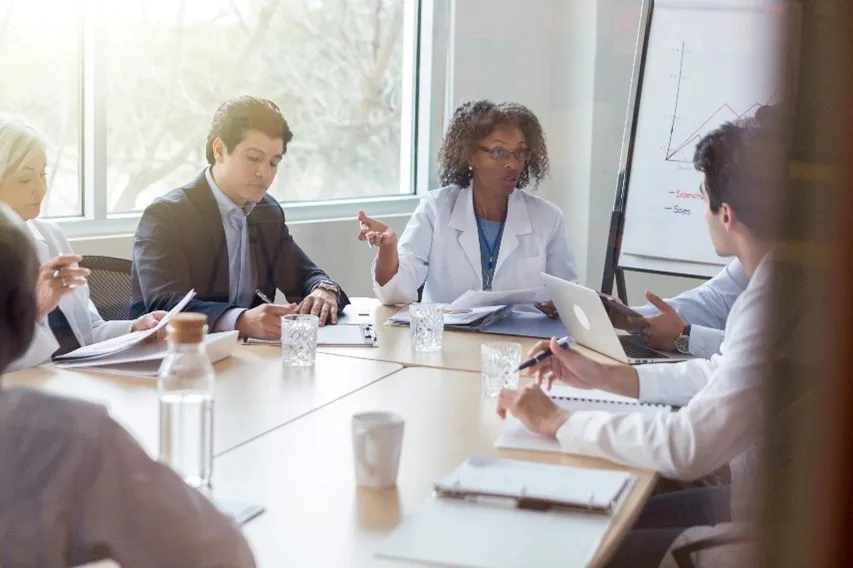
{"left": 665, "top": 41, "right": 686, "bottom": 158}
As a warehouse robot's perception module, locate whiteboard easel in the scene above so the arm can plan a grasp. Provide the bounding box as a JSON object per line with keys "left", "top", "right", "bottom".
{"left": 601, "top": 0, "right": 799, "bottom": 299}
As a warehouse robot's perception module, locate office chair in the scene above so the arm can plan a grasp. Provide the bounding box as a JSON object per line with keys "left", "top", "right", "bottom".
{"left": 79, "top": 256, "right": 133, "bottom": 321}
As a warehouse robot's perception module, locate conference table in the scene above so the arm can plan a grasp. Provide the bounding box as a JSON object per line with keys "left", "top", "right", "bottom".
{"left": 3, "top": 349, "right": 402, "bottom": 456}
{"left": 216, "top": 366, "right": 657, "bottom": 568}
{"left": 3, "top": 299, "right": 657, "bottom": 568}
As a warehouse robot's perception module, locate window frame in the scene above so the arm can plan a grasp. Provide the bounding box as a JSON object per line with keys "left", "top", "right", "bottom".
{"left": 56, "top": 0, "right": 452, "bottom": 239}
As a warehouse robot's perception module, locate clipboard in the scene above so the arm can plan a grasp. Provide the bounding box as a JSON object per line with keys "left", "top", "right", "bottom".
{"left": 242, "top": 323, "right": 378, "bottom": 347}
{"left": 431, "top": 454, "right": 633, "bottom": 515}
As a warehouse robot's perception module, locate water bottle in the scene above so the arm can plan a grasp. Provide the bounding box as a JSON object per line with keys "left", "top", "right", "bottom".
{"left": 157, "top": 313, "right": 215, "bottom": 489}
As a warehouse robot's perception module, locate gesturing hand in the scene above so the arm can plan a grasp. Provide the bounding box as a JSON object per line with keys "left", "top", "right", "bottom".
{"left": 357, "top": 211, "right": 397, "bottom": 249}
{"left": 629, "top": 290, "right": 685, "bottom": 351}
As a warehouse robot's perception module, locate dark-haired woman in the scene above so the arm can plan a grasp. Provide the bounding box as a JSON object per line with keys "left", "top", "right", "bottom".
{"left": 358, "top": 100, "right": 578, "bottom": 305}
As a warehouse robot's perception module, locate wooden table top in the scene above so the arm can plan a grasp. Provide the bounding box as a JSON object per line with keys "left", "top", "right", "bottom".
{"left": 213, "top": 366, "right": 657, "bottom": 568}
{"left": 3, "top": 348, "right": 402, "bottom": 457}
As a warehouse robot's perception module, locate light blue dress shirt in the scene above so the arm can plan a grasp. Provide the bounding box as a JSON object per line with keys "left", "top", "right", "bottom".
{"left": 632, "top": 258, "right": 749, "bottom": 357}
{"left": 206, "top": 168, "right": 257, "bottom": 331}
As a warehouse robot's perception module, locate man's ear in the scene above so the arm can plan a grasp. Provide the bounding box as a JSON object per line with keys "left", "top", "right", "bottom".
{"left": 720, "top": 202, "right": 737, "bottom": 232}
{"left": 212, "top": 138, "right": 226, "bottom": 162}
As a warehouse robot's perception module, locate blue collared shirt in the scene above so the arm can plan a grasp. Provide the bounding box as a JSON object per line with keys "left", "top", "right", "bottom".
{"left": 632, "top": 258, "right": 749, "bottom": 357}
{"left": 206, "top": 169, "right": 257, "bottom": 330}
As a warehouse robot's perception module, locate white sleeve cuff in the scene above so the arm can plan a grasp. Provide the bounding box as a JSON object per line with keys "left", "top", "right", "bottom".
{"left": 688, "top": 325, "right": 725, "bottom": 358}
{"left": 214, "top": 308, "right": 246, "bottom": 332}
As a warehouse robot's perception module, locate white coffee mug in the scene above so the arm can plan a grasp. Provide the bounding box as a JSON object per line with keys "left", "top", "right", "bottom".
{"left": 351, "top": 411, "right": 405, "bottom": 489}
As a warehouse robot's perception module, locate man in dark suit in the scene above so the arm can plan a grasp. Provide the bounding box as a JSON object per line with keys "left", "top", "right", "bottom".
{"left": 131, "top": 96, "right": 348, "bottom": 339}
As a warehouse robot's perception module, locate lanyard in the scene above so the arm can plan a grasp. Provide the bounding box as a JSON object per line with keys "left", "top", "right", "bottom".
{"left": 476, "top": 214, "right": 506, "bottom": 290}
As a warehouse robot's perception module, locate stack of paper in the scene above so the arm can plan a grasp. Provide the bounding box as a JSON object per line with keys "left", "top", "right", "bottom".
{"left": 54, "top": 289, "right": 196, "bottom": 364}
{"left": 55, "top": 331, "right": 239, "bottom": 377}
{"left": 386, "top": 304, "right": 511, "bottom": 330}
{"left": 446, "top": 286, "right": 549, "bottom": 309}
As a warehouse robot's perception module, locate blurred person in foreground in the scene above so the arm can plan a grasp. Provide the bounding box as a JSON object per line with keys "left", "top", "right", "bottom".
{"left": 0, "top": 203, "right": 255, "bottom": 567}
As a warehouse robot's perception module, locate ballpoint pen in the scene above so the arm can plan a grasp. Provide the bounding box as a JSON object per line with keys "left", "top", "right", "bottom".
{"left": 255, "top": 289, "right": 274, "bottom": 304}
{"left": 517, "top": 336, "right": 573, "bottom": 371}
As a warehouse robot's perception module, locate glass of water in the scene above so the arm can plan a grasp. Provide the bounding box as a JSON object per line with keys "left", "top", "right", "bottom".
{"left": 281, "top": 314, "right": 319, "bottom": 366}
{"left": 481, "top": 342, "right": 522, "bottom": 397}
{"left": 409, "top": 303, "right": 444, "bottom": 352}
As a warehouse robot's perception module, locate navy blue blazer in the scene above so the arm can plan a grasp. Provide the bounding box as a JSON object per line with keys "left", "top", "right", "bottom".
{"left": 130, "top": 171, "right": 349, "bottom": 328}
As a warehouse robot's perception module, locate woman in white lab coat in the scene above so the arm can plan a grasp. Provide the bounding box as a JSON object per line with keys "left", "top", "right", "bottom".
{"left": 0, "top": 114, "right": 165, "bottom": 372}
{"left": 358, "top": 100, "right": 578, "bottom": 305}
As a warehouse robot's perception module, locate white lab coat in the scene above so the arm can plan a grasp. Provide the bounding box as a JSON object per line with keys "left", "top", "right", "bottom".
{"left": 373, "top": 185, "right": 578, "bottom": 305}
{"left": 633, "top": 259, "right": 749, "bottom": 357}
{"left": 7, "top": 219, "right": 133, "bottom": 372}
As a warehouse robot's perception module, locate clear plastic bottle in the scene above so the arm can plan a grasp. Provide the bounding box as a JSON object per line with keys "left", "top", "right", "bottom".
{"left": 157, "top": 313, "right": 215, "bottom": 489}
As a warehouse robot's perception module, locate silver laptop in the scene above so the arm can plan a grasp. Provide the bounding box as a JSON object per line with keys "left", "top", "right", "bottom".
{"left": 542, "top": 273, "right": 691, "bottom": 365}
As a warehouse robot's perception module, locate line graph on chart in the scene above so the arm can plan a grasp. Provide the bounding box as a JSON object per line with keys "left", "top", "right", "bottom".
{"left": 662, "top": 42, "right": 778, "bottom": 164}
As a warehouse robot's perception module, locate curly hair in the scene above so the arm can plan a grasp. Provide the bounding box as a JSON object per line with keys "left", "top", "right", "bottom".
{"left": 438, "top": 100, "right": 549, "bottom": 190}
{"left": 693, "top": 104, "right": 785, "bottom": 239}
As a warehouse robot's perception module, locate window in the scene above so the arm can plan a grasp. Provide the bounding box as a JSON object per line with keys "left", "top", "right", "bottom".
{"left": 0, "top": 0, "right": 82, "bottom": 218}
{"left": 3, "top": 0, "right": 441, "bottom": 231}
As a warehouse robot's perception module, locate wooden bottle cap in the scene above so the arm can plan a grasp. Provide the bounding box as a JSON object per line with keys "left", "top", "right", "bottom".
{"left": 167, "top": 313, "right": 208, "bottom": 344}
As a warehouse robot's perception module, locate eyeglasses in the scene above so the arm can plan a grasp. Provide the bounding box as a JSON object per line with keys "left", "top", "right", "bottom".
{"left": 478, "top": 146, "right": 531, "bottom": 163}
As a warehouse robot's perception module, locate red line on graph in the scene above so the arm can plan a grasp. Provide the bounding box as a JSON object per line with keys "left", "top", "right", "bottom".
{"left": 666, "top": 95, "right": 775, "bottom": 161}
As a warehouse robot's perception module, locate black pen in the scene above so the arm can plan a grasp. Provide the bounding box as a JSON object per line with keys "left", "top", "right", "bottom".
{"left": 517, "top": 336, "right": 573, "bottom": 371}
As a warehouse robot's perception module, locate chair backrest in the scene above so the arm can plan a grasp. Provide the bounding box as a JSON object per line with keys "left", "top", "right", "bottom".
{"left": 79, "top": 256, "right": 133, "bottom": 321}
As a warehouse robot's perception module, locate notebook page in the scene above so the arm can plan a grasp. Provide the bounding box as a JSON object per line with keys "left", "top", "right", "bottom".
{"left": 494, "top": 397, "right": 671, "bottom": 453}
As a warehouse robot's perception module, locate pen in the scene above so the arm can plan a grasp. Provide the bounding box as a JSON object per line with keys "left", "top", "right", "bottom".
{"left": 517, "top": 336, "right": 573, "bottom": 371}
{"left": 255, "top": 289, "right": 274, "bottom": 304}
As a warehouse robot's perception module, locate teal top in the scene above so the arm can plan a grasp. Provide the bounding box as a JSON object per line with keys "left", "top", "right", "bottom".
{"left": 476, "top": 214, "right": 505, "bottom": 290}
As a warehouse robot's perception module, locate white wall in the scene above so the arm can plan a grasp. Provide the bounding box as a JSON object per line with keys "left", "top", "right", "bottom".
{"left": 70, "top": 0, "right": 704, "bottom": 304}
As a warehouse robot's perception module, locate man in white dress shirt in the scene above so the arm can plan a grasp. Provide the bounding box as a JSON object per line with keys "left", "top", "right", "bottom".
{"left": 612, "top": 259, "right": 748, "bottom": 358}
{"left": 498, "top": 106, "right": 784, "bottom": 567}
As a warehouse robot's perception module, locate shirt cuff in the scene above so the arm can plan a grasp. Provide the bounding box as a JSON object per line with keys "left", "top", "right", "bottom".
{"left": 213, "top": 308, "right": 246, "bottom": 332}
{"left": 688, "top": 325, "right": 725, "bottom": 358}
{"left": 636, "top": 365, "right": 675, "bottom": 405}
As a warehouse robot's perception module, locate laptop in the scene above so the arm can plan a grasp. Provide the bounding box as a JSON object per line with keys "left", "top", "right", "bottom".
{"left": 541, "top": 273, "right": 691, "bottom": 365}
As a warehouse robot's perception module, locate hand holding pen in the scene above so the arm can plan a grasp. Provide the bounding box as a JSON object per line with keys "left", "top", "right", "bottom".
{"left": 518, "top": 336, "right": 606, "bottom": 391}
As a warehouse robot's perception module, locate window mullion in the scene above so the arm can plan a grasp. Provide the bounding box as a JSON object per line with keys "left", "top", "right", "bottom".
{"left": 82, "top": 0, "right": 107, "bottom": 222}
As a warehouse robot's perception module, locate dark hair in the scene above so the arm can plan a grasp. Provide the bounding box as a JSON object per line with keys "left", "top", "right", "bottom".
{"left": 693, "top": 105, "right": 785, "bottom": 239}
{"left": 438, "top": 100, "right": 549, "bottom": 189}
{"left": 0, "top": 206, "right": 39, "bottom": 373}
{"left": 205, "top": 96, "right": 294, "bottom": 165}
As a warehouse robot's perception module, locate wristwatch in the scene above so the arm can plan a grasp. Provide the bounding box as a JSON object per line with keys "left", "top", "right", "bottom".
{"left": 674, "top": 324, "right": 692, "bottom": 355}
{"left": 313, "top": 280, "right": 340, "bottom": 298}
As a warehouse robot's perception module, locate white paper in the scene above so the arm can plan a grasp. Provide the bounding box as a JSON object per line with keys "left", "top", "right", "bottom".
{"left": 55, "top": 289, "right": 197, "bottom": 361}
{"left": 377, "top": 456, "right": 635, "bottom": 568}
{"left": 495, "top": 392, "right": 672, "bottom": 453}
{"left": 387, "top": 305, "right": 507, "bottom": 327}
{"left": 447, "top": 287, "right": 550, "bottom": 310}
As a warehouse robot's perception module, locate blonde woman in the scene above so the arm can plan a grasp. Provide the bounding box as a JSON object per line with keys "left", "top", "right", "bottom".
{"left": 0, "top": 114, "right": 165, "bottom": 371}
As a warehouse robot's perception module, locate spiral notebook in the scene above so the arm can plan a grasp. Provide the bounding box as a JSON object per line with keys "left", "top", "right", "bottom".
{"left": 495, "top": 385, "right": 672, "bottom": 453}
